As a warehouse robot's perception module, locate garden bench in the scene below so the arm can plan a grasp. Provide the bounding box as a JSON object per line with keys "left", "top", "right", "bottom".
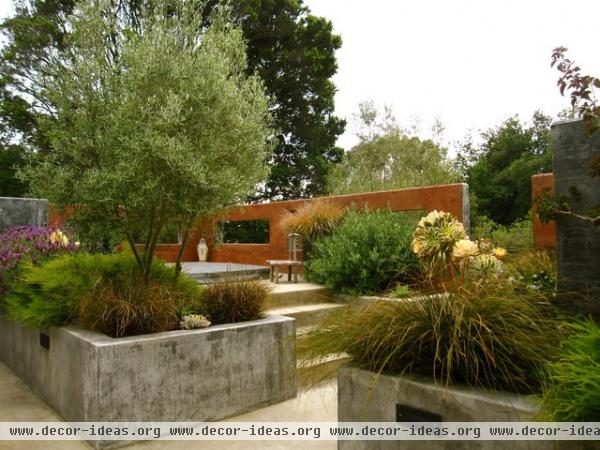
{"left": 267, "top": 259, "right": 303, "bottom": 283}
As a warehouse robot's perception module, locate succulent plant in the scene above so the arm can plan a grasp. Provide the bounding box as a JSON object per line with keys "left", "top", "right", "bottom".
{"left": 412, "top": 210, "right": 467, "bottom": 274}
{"left": 452, "top": 239, "right": 479, "bottom": 259}
{"left": 470, "top": 254, "right": 504, "bottom": 278}
{"left": 180, "top": 314, "right": 211, "bottom": 330}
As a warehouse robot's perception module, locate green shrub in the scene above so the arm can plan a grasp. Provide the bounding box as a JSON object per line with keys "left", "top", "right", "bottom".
{"left": 5, "top": 252, "right": 201, "bottom": 336}
{"left": 298, "top": 282, "right": 562, "bottom": 393}
{"left": 196, "top": 278, "right": 268, "bottom": 325}
{"left": 389, "top": 283, "right": 416, "bottom": 298}
{"left": 471, "top": 215, "right": 533, "bottom": 254}
{"left": 0, "top": 226, "right": 79, "bottom": 298}
{"left": 540, "top": 320, "right": 600, "bottom": 421}
{"left": 305, "top": 210, "right": 420, "bottom": 295}
{"left": 506, "top": 250, "right": 556, "bottom": 295}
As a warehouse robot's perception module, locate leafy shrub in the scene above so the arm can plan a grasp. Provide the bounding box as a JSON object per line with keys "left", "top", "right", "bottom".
{"left": 0, "top": 226, "right": 79, "bottom": 297}
{"left": 389, "top": 283, "right": 416, "bottom": 298}
{"left": 540, "top": 320, "right": 600, "bottom": 421}
{"left": 507, "top": 250, "right": 556, "bottom": 295}
{"left": 298, "top": 282, "right": 562, "bottom": 393}
{"left": 411, "top": 210, "right": 467, "bottom": 276}
{"left": 305, "top": 210, "right": 420, "bottom": 295}
{"left": 279, "top": 200, "right": 346, "bottom": 256}
{"left": 197, "top": 278, "right": 268, "bottom": 325}
{"left": 471, "top": 215, "right": 533, "bottom": 254}
{"left": 5, "top": 252, "right": 201, "bottom": 336}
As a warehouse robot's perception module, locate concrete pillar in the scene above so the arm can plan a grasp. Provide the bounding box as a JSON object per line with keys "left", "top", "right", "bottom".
{"left": 551, "top": 119, "right": 600, "bottom": 315}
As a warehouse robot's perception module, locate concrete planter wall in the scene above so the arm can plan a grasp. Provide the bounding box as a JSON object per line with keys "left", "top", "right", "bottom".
{"left": 338, "top": 367, "right": 567, "bottom": 450}
{"left": 0, "top": 197, "right": 48, "bottom": 232}
{"left": 0, "top": 314, "right": 296, "bottom": 448}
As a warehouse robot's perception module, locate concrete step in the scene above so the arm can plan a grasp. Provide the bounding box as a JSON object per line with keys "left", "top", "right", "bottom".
{"left": 265, "top": 283, "right": 332, "bottom": 308}
{"left": 268, "top": 302, "right": 345, "bottom": 328}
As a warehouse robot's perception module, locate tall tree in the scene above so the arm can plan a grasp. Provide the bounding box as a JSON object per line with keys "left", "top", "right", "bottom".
{"left": 0, "top": 0, "right": 72, "bottom": 196}
{"left": 21, "top": 0, "right": 273, "bottom": 279}
{"left": 0, "top": 0, "right": 345, "bottom": 200}
{"left": 206, "top": 0, "right": 345, "bottom": 200}
{"left": 328, "top": 102, "right": 457, "bottom": 195}
{"left": 456, "top": 112, "right": 552, "bottom": 225}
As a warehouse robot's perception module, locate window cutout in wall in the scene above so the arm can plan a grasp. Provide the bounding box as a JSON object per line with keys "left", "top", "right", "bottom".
{"left": 220, "top": 220, "right": 270, "bottom": 244}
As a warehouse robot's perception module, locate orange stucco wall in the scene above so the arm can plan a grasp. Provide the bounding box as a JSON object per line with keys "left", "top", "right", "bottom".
{"left": 531, "top": 173, "right": 556, "bottom": 250}
{"left": 49, "top": 183, "right": 469, "bottom": 266}
{"left": 180, "top": 183, "right": 469, "bottom": 266}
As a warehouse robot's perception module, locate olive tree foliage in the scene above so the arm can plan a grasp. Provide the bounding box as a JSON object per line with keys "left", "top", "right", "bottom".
{"left": 327, "top": 101, "right": 457, "bottom": 195}
{"left": 21, "top": 0, "right": 274, "bottom": 279}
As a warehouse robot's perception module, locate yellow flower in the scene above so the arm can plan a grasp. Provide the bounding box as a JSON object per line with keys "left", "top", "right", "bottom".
{"left": 412, "top": 239, "right": 422, "bottom": 255}
{"left": 452, "top": 239, "right": 479, "bottom": 259}
{"left": 493, "top": 247, "right": 507, "bottom": 259}
{"left": 49, "top": 230, "right": 69, "bottom": 245}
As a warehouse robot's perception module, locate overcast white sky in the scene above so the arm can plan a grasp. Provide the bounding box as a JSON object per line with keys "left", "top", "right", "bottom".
{"left": 305, "top": 0, "right": 600, "bottom": 153}
{"left": 2, "top": 0, "right": 599, "bottom": 154}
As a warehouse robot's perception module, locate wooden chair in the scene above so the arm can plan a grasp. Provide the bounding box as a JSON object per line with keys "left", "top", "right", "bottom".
{"left": 267, "top": 233, "right": 303, "bottom": 283}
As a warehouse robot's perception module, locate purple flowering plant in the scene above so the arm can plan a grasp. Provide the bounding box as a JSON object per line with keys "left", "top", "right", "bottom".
{"left": 0, "top": 226, "right": 79, "bottom": 297}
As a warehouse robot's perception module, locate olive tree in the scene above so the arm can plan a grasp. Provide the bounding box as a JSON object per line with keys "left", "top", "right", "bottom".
{"left": 22, "top": 0, "right": 274, "bottom": 279}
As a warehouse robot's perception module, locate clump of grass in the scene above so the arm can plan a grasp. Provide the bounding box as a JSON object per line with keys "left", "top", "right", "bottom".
{"left": 78, "top": 276, "right": 180, "bottom": 337}
{"left": 197, "top": 278, "right": 268, "bottom": 325}
{"left": 539, "top": 319, "right": 600, "bottom": 421}
{"left": 279, "top": 199, "right": 345, "bottom": 243}
{"left": 298, "top": 282, "right": 563, "bottom": 393}
{"left": 506, "top": 250, "right": 556, "bottom": 281}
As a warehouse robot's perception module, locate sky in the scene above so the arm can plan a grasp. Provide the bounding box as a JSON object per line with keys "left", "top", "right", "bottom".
{"left": 304, "top": 0, "right": 600, "bottom": 153}
{"left": 1, "top": 0, "right": 599, "bottom": 154}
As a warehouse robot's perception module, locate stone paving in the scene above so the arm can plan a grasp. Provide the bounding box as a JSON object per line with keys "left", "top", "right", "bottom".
{"left": 0, "top": 362, "right": 337, "bottom": 450}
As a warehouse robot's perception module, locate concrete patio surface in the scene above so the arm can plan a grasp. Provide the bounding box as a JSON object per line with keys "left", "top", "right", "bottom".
{"left": 0, "top": 361, "right": 337, "bottom": 450}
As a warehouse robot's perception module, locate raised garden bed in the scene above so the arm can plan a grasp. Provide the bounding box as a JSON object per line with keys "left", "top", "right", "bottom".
{"left": 0, "top": 314, "right": 296, "bottom": 449}
{"left": 338, "top": 366, "right": 584, "bottom": 450}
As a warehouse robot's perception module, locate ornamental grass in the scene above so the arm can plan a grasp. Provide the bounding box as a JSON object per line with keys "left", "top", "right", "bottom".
{"left": 298, "top": 281, "right": 564, "bottom": 394}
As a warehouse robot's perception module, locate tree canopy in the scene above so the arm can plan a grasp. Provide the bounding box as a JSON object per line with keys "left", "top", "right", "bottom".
{"left": 456, "top": 112, "right": 552, "bottom": 225}
{"left": 0, "top": 0, "right": 344, "bottom": 200}
{"left": 327, "top": 102, "right": 457, "bottom": 195}
{"left": 21, "top": 0, "right": 273, "bottom": 279}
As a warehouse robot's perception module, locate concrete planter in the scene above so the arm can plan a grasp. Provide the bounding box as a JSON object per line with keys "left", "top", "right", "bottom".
{"left": 0, "top": 314, "right": 296, "bottom": 448}
{"left": 338, "top": 366, "right": 563, "bottom": 450}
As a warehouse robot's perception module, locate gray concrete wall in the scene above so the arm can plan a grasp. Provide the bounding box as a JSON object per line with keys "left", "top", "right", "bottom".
{"left": 0, "top": 197, "right": 48, "bottom": 231}
{"left": 0, "top": 315, "right": 297, "bottom": 449}
{"left": 551, "top": 119, "right": 600, "bottom": 311}
{"left": 338, "top": 367, "right": 553, "bottom": 450}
